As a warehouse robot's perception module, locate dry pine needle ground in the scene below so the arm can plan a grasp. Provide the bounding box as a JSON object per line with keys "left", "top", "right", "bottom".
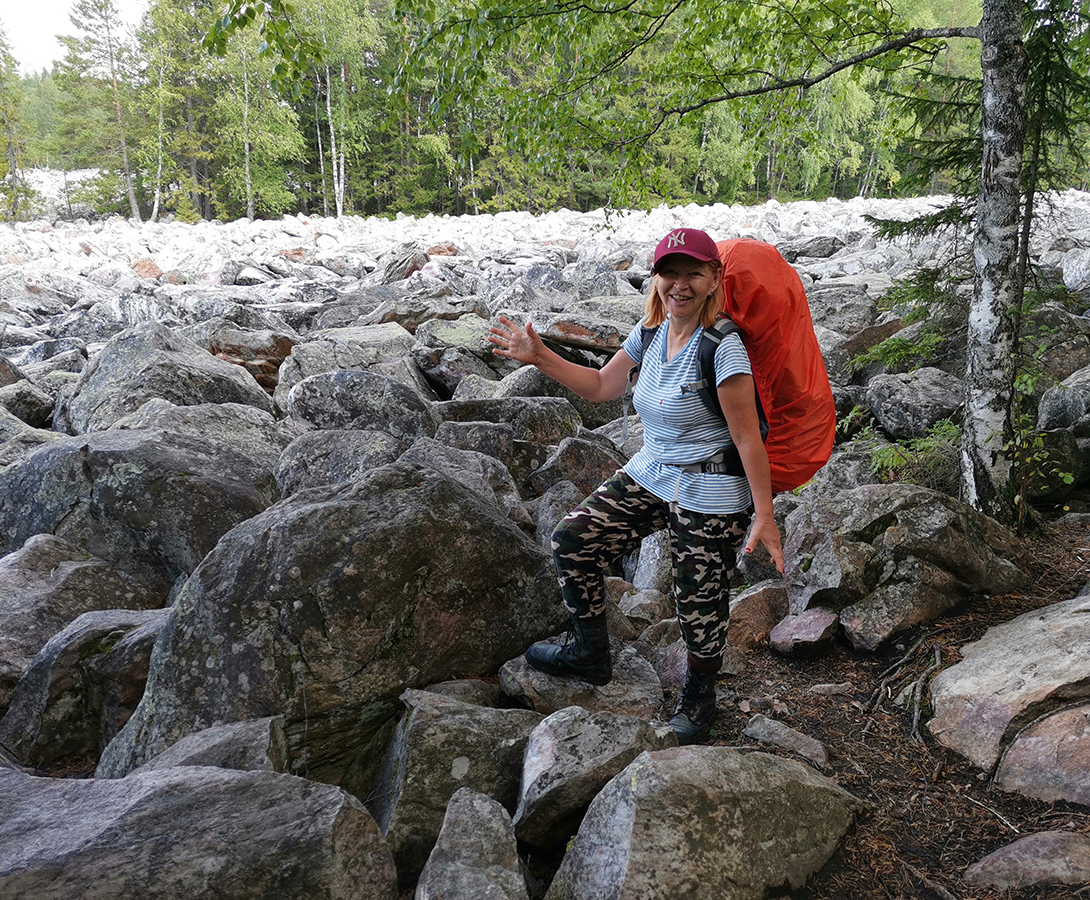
{"left": 708, "top": 519, "right": 1090, "bottom": 900}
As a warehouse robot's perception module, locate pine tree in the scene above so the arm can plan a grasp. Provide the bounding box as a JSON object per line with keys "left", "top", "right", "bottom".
{"left": 58, "top": 0, "right": 143, "bottom": 220}
{"left": 0, "top": 23, "right": 33, "bottom": 219}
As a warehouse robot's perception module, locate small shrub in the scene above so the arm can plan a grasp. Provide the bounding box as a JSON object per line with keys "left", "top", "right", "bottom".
{"left": 868, "top": 419, "right": 962, "bottom": 496}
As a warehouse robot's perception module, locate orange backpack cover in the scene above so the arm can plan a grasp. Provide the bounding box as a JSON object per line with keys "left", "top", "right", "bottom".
{"left": 716, "top": 239, "right": 836, "bottom": 492}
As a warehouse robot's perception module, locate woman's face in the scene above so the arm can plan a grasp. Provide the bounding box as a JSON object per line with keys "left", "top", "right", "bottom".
{"left": 654, "top": 256, "right": 719, "bottom": 324}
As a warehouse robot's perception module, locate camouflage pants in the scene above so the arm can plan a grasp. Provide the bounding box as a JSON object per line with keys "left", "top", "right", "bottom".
{"left": 551, "top": 470, "right": 751, "bottom": 666}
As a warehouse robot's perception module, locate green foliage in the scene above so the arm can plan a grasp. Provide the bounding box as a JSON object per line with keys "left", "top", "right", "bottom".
{"left": 1004, "top": 366, "right": 1075, "bottom": 533}
{"left": 204, "top": 0, "right": 323, "bottom": 100}
{"left": 10, "top": 0, "right": 1085, "bottom": 221}
{"left": 0, "top": 24, "right": 35, "bottom": 220}
{"left": 868, "top": 419, "right": 963, "bottom": 495}
{"left": 851, "top": 268, "right": 966, "bottom": 372}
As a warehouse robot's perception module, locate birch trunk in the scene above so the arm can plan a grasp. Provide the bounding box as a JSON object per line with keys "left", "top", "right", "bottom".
{"left": 242, "top": 65, "right": 254, "bottom": 220}
{"left": 961, "top": 0, "right": 1028, "bottom": 521}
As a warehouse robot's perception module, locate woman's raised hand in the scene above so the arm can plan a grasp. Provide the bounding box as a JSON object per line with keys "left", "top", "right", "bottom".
{"left": 488, "top": 316, "right": 544, "bottom": 365}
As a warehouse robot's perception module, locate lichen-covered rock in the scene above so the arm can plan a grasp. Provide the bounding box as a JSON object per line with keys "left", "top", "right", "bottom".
{"left": 369, "top": 689, "right": 542, "bottom": 885}
{"left": 134, "top": 717, "right": 289, "bottom": 774}
{"left": 784, "top": 483, "right": 1029, "bottom": 650}
{"left": 499, "top": 645, "right": 663, "bottom": 719}
{"left": 275, "top": 429, "right": 407, "bottom": 496}
{"left": 526, "top": 436, "right": 626, "bottom": 498}
{"left": 416, "top": 788, "right": 528, "bottom": 900}
{"left": 864, "top": 367, "right": 964, "bottom": 439}
{"left": 0, "top": 608, "right": 167, "bottom": 765}
{"left": 994, "top": 704, "right": 1090, "bottom": 805}
{"left": 398, "top": 437, "right": 532, "bottom": 530}
{"left": 435, "top": 397, "right": 582, "bottom": 446}
{"left": 285, "top": 369, "right": 439, "bottom": 439}
{"left": 965, "top": 831, "right": 1090, "bottom": 889}
{"left": 56, "top": 322, "right": 273, "bottom": 433}
{"left": 0, "top": 429, "right": 278, "bottom": 591}
{"left": 930, "top": 594, "right": 1090, "bottom": 771}
{"left": 95, "top": 462, "right": 560, "bottom": 800}
{"left": 544, "top": 747, "right": 862, "bottom": 900}
{"left": 109, "top": 398, "right": 293, "bottom": 474}
{"left": 272, "top": 322, "right": 419, "bottom": 408}
{"left": 0, "top": 379, "right": 54, "bottom": 427}
{"left": 514, "top": 706, "right": 676, "bottom": 850}
{"left": 0, "top": 535, "right": 160, "bottom": 710}
{"left": 492, "top": 365, "right": 625, "bottom": 430}
{"left": 0, "top": 767, "right": 398, "bottom": 900}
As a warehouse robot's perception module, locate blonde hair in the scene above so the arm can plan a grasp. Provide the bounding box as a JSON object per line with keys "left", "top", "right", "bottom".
{"left": 642, "top": 260, "right": 724, "bottom": 329}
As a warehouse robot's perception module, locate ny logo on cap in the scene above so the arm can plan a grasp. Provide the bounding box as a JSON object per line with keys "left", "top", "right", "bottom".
{"left": 666, "top": 230, "right": 686, "bottom": 249}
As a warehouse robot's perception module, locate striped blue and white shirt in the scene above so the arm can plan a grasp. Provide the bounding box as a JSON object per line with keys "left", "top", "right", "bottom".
{"left": 622, "top": 320, "right": 754, "bottom": 514}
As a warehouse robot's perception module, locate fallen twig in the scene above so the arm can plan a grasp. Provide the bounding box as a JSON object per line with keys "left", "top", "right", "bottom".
{"left": 903, "top": 862, "right": 960, "bottom": 900}
{"left": 868, "top": 636, "right": 926, "bottom": 711}
{"left": 910, "top": 646, "right": 942, "bottom": 743}
{"left": 965, "top": 795, "right": 1021, "bottom": 833}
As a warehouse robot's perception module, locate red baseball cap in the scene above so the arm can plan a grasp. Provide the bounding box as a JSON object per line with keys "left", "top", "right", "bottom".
{"left": 652, "top": 228, "right": 720, "bottom": 270}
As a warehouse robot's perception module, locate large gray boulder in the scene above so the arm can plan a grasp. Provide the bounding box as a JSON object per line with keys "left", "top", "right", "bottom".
{"left": 134, "top": 717, "right": 290, "bottom": 774}
{"left": 784, "top": 483, "right": 1030, "bottom": 650}
{"left": 95, "top": 462, "right": 561, "bottom": 799}
{"left": 436, "top": 397, "right": 583, "bottom": 446}
{"left": 499, "top": 645, "right": 663, "bottom": 718}
{"left": 964, "top": 831, "right": 1090, "bottom": 890}
{"left": 0, "top": 429, "right": 278, "bottom": 591}
{"left": 272, "top": 322, "right": 421, "bottom": 405}
{"left": 544, "top": 747, "right": 862, "bottom": 900}
{"left": 109, "top": 399, "right": 293, "bottom": 474}
{"left": 48, "top": 293, "right": 179, "bottom": 343}
{"left": 284, "top": 369, "right": 440, "bottom": 438}
{"left": 0, "top": 767, "right": 397, "bottom": 900}
{"left": 0, "top": 406, "right": 63, "bottom": 469}
{"left": 398, "top": 437, "right": 532, "bottom": 530}
{"left": 369, "top": 689, "right": 543, "bottom": 885}
{"left": 864, "top": 367, "right": 964, "bottom": 439}
{"left": 0, "top": 535, "right": 160, "bottom": 710}
{"left": 929, "top": 593, "right": 1090, "bottom": 772}
{"left": 416, "top": 788, "right": 528, "bottom": 900}
{"left": 358, "top": 292, "right": 490, "bottom": 334}
{"left": 993, "top": 703, "right": 1090, "bottom": 805}
{"left": 491, "top": 365, "right": 625, "bottom": 430}
{"left": 56, "top": 322, "right": 274, "bottom": 433}
{"left": 0, "top": 608, "right": 167, "bottom": 766}
{"left": 526, "top": 436, "right": 627, "bottom": 498}
{"left": 514, "top": 706, "right": 677, "bottom": 850}
{"left": 275, "top": 428, "right": 407, "bottom": 496}
{"left": 0, "top": 379, "right": 54, "bottom": 428}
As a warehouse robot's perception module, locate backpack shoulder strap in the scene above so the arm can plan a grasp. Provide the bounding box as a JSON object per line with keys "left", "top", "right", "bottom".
{"left": 691, "top": 316, "right": 739, "bottom": 421}
{"left": 620, "top": 323, "right": 659, "bottom": 449}
{"left": 638, "top": 322, "right": 657, "bottom": 362}
{"left": 696, "top": 316, "right": 770, "bottom": 440}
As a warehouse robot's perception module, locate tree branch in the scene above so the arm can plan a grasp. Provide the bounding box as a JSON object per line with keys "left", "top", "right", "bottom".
{"left": 609, "top": 26, "right": 982, "bottom": 148}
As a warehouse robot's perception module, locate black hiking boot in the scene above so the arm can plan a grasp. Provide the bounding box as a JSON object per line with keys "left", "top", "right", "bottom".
{"left": 669, "top": 666, "right": 717, "bottom": 745}
{"left": 525, "top": 614, "right": 612, "bottom": 685}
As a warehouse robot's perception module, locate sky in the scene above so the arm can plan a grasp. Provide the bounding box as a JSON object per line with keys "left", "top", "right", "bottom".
{"left": 2, "top": 0, "right": 149, "bottom": 75}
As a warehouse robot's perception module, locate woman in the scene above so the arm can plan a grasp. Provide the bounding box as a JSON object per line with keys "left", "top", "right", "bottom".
{"left": 488, "top": 227, "right": 784, "bottom": 744}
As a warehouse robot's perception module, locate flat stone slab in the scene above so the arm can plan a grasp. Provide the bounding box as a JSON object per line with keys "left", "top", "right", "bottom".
{"left": 994, "top": 703, "right": 1090, "bottom": 805}
{"left": 965, "top": 831, "right": 1090, "bottom": 889}
{"left": 929, "top": 594, "right": 1090, "bottom": 770}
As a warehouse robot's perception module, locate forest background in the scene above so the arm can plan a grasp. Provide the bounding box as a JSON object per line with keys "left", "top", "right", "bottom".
{"left": 3, "top": 0, "right": 1087, "bottom": 224}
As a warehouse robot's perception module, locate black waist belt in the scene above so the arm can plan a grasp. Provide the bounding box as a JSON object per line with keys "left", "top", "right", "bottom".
{"left": 680, "top": 446, "right": 745, "bottom": 477}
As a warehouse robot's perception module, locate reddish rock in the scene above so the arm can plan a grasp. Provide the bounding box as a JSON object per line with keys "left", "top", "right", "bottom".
{"left": 730, "top": 580, "right": 789, "bottom": 650}
{"left": 994, "top": 704, "right": 1090, "bottom": 805}
{"left": 426, "top": 242, "right": 458, "bottom": 256}
{"left": 131, "top": 258, "right": 164, "bottom": 280}
{"left": 770, "top": 608, "right": 839, "bottom": 656}
{"left": 965, "top": 831, "right": 1090, "bottom": 889}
